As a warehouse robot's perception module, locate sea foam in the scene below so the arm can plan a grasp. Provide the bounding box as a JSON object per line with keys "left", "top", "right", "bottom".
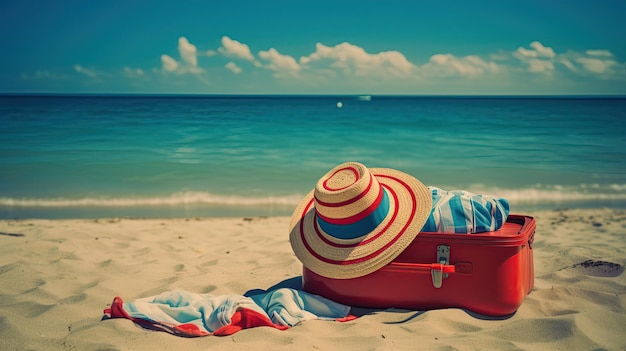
{"left": 1, "top": 184, "right": 625, "bottom": 208}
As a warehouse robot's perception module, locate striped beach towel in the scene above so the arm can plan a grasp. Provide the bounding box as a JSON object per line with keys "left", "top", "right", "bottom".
{"left": 104, "top": 288, "right": 353, "bottom": 337}
{"left": 421, "top": 187, "right": 510, "bottom": 234}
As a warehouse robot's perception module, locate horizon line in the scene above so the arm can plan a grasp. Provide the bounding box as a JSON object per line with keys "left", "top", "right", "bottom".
{"left": 2, "top": 92, "right": 625, "bottom": 99}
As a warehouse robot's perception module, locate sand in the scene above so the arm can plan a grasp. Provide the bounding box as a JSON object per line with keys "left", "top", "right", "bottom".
{"left": 1, "top": 208, "right": 625, "bottom": 350}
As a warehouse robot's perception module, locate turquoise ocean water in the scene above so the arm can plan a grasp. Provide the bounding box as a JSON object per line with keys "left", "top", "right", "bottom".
{"left": 1, "top": 94, "right": 625, "bottom": 219}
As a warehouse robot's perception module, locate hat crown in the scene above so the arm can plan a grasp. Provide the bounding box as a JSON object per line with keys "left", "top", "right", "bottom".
{"left": 314, "top": 162, "right": 384, "bottom": 225}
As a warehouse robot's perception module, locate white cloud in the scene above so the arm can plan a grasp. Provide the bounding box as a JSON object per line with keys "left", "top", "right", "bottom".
{"left": 570, "top": 49, "right": 620, "bottom": 76}
{"left": 178, "top": 37, "right": 198, "bottom": 66}
{"left": 123, "top": 66, "right": 144, "bottom": 78}
{"left": 556, "top": 57, "right": 577, "bottom": 72}
{"left": 74, "top": 64, "right": 98, "bottom": 78}
{"left": 526, "top": 58, "right": 555, "bottom": 73}
{"left": 161, "top": 54, "right": 179, "bottom": 72}
{"left": 258, "top": 48, "right": 300, "bottom": 75}
{"left": 225, "top": 61, "right": 242, "bottom": 74}
{"left": 514, "top": 41, "right": 622, "bottom": 79}
{"left": 146, "top": 36, "right": 623, "bottom": 89}
{"left": 515, "top": 47, "right": 538, "bottom": 59}
{"left": 160, "top": 37, "right": 203, "bottom": 74}
{"left": 218, "top": 36, "right": 255, "bottom": 61}
{"left": 565, "top": 50, "right": 621, "bottom": 78}
{"left": 575, "top": 57, "right": 619, "bottom": 74}
{"left": 513, "top": 41, "right": 557, "bottom": 75}
{"left": 422, "top": 54, "right": 499, "bottom": 77}
{"left": 586, "top": 49, "right": 613, "bottom": 57}
{"left": 299, "top": 42, "right": 416, "bottom": 78}
{"left": 514, "top": 41, "right": 556, "bottom": 59}
{"left": 530, "top": 41, "right": 556, "bottom": 58}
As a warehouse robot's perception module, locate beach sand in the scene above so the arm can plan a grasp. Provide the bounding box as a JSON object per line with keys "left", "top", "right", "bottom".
{"left": 1, "top": 208, "right": 625, "bottom": 350}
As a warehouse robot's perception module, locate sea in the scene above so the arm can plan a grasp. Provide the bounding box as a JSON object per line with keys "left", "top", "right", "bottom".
{"left": 1, "top": 94, "right": 625, "bottom": 219}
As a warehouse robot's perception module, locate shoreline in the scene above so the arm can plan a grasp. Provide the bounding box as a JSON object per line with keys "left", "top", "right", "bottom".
{"left": 1, "top": 208, "right": 624, "bottom": 350}
{"left": 3, "top": 201, "right": 626, "bottom": 221}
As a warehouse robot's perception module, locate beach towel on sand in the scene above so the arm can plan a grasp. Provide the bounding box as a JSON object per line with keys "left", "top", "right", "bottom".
{"left": 103, "top": 288, "right": 353, "bottom": 337}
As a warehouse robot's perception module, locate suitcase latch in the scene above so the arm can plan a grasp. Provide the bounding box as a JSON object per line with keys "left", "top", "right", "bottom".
{"left": 431, "top": 245, "right": 450, "bottom": 288}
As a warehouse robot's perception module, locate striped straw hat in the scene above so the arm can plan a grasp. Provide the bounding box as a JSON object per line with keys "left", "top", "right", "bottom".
{"left": 289, "top": 162, "right": 432, "bottom": 279}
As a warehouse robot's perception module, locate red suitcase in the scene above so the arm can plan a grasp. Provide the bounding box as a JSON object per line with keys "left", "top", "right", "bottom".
{"left": 302, "top": 214, "right": 535, "bottom": 316}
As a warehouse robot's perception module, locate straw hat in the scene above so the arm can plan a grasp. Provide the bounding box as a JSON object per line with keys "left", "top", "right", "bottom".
{"left": 289, "top": 162, "right": 432, "bottom": 279}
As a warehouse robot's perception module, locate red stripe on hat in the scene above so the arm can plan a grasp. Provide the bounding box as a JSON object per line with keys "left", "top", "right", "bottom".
{"left": 315, "top": 184, "right": 384, "bottom": 225}
{"left": 314, "top": 185, "right": 397, "bottom": 248}
{"left": 315, "top": 170, "right": 373, "bottom": 208}
{"left": 322, "top": 166, "right": 359, "bottom": 191}
{"left": 300, "top": 175, "right": 418, "bottom": 266}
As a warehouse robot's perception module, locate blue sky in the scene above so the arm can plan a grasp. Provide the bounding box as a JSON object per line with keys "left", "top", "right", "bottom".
{"left": 1, "top": 0, "right": 624, "bottom": 95}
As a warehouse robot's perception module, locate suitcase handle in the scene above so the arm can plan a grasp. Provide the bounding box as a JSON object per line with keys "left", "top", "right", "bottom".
{"left": 389, "top": 262, "right": 456, "bottom": 273}
{"left": 427, "top": 263, "right": 456, "bottom": 273}
{"left": 389, "top": 262, "right": 472, "bottom": 288}
{"left": 414, "top": 263, "right": 457, "bottom": 288}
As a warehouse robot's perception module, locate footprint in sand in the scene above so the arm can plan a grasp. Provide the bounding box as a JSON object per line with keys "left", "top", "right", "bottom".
{"left": 572, "top": 259, "right": 624, "bottom": 277}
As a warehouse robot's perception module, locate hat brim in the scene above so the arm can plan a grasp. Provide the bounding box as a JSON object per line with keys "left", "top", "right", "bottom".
{"left": 289, "top": 168, "right": 432, "bottom": 279}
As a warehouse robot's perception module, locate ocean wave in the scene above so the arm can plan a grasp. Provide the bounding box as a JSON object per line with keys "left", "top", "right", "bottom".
{"left": 466, "top": 184, "right": 626, "bottom": 204}
{"left": 0, "top": 192, "right": 304, "bottom": 208}
{"left": 1, "top": 185, "right": 626, "bottom": 208}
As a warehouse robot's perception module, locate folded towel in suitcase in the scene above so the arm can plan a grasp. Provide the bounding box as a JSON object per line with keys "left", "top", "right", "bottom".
{"left": 421, "top": 187, "right": 510, "bottom": 234}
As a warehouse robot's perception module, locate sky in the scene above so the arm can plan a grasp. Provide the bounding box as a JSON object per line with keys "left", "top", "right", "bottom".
{"left": 1, "top": 0, "right": 624, "bottom": 95}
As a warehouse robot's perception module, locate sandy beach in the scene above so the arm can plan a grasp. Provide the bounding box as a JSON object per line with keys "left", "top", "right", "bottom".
{"left": 1, "top": 208, "right": 624, "bottom": 350}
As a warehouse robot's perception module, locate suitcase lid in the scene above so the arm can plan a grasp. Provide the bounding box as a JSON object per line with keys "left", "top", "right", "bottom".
{"left": 416, "top": 214, "right": 535, "bottom": 247}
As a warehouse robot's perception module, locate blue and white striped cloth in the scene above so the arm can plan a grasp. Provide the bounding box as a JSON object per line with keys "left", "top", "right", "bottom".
{"left": 421, "top": 187, "right": 510, "bottom": 234}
